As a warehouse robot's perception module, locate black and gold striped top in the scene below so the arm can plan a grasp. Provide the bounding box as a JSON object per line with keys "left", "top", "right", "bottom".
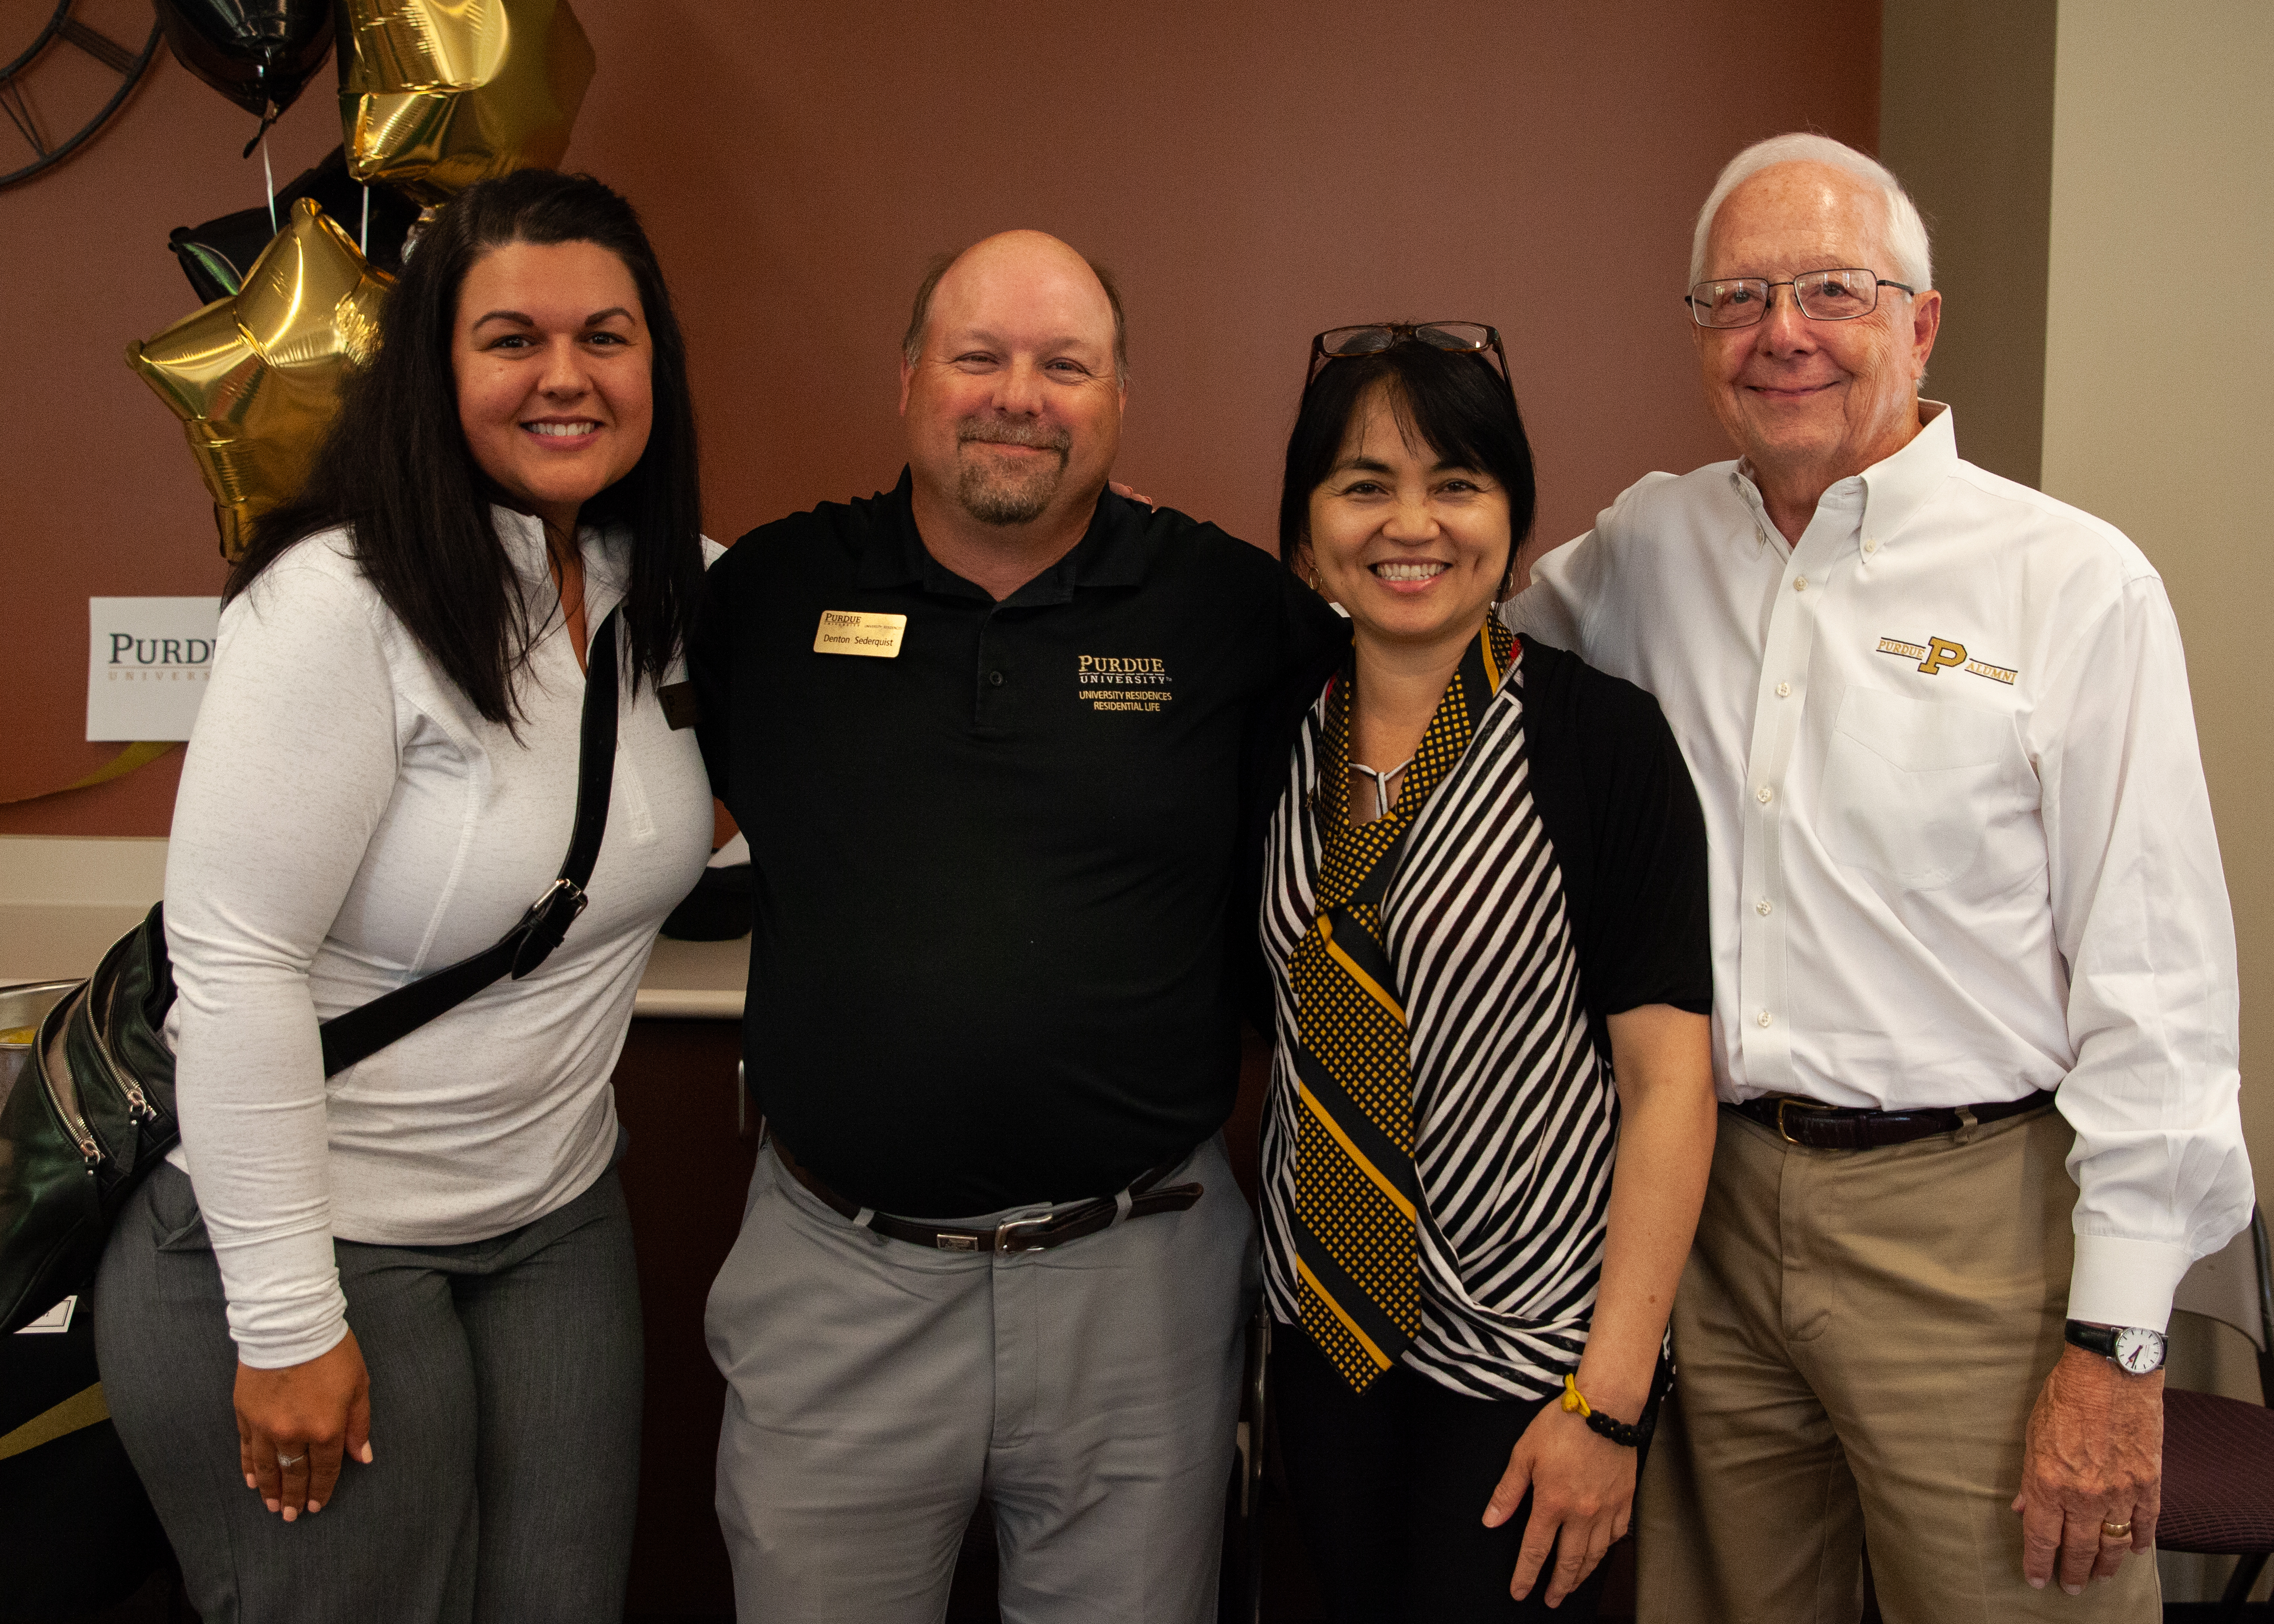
{"left": 1259, "top": 637, "right": 1712, "bottom": 1401}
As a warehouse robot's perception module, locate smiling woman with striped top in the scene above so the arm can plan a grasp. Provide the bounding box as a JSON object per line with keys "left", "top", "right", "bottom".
{"left": 1260, "top": 325, "right": 1717, "bottom": 1620}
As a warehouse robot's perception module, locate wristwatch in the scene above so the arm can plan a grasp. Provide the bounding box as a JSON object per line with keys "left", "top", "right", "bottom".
{"left": 2064, "top": 1320, "right": 2167, "bottom": 1375}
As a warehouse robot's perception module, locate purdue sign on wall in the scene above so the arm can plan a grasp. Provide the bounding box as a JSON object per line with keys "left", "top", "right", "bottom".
{"left": 87, "top": 598, "right": 222, "bottom": 742}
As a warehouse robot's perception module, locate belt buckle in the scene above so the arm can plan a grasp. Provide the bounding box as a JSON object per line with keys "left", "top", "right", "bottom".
{"left": 1774, "top": 1096, "right": 1824, "bottom": 1146}
{"left": 994, "top": 1213, "right": 1056, "bottom": 1253}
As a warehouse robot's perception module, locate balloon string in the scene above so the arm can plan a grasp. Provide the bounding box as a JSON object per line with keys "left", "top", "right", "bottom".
{"left": 263, "top": 137, "right": 276, "bottom": 236}
{"left": 240, "top": 98, "right": 281, "bottom": 161}
{"left": 360, "top": 185, "right": 371, "bottom": 255}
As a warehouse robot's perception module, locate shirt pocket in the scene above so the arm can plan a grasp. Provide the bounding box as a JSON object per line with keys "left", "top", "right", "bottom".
{"left": 1819, "top": 687, "right": 2021, "bottom": 889}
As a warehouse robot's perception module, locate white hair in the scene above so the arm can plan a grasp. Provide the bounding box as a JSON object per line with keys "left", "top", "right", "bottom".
{"left": 1689, "top": 133, "right": 1933, "bottom": 292}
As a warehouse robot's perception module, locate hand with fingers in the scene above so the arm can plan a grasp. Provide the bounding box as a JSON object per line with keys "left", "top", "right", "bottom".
{"left": 235, "top": 1328, "right": 375, "bottom": 1522}
{"left": 1108, "top": 479, "right": 1157, "bottom": 510}
{"left": 1483, "top": 1394, "right": 1640, "bottom": 1609}
{"left": 2011, "top": 1343, "right": 2162, "bottom": 1596}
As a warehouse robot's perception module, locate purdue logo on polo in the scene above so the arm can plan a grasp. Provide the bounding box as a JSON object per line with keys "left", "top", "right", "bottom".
{"left": 1875, "top": 634, "right": 2017, "bottom": 686}
{"left": 1077, "top": 655, "right": 1175, "bottom": 713}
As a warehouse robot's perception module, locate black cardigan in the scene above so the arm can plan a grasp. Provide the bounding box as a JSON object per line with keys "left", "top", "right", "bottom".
{"left": 1240, "top": 635, "right": 1712, "bottom": 1065}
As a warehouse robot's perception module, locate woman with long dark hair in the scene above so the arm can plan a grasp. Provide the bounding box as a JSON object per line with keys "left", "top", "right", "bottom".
{"left": 93, "top": 171, "right": 715, "bottom": 1623}
{"left": 1258, "top": 326, "right": 1716, "bottom": 1619}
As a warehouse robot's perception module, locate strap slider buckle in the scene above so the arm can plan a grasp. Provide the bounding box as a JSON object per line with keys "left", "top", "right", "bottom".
{"left": 511, "top": 878, "right": 589, "bottom": 978}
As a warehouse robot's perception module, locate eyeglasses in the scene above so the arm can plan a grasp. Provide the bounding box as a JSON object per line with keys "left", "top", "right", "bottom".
{"left": 1305, "top": 321, "right": 1510, "bottom": 391}
{"left": 1685, "top": 268, "right": 1916, "bottom": 329}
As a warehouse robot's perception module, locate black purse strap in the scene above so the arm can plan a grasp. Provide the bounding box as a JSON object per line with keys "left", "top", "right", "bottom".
{"left": 317, "top": 606, "right": 622, "bottom": 1077}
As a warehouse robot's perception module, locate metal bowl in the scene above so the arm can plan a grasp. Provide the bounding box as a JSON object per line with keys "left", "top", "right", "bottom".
{"left": 0, "top": 980, "right": 76, "bottom": 1034}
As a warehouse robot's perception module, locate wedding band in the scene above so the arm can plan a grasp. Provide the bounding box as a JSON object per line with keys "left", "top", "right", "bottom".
{"left": 2100, "top": 1519, "right": 2132, "bottom": 1539}
{"left": 276, "top": 1453, "right": 306, "bottom": 1467}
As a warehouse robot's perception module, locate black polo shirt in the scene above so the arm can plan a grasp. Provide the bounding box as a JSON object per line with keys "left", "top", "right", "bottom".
{"left": 691, "top": 471, "right": 1347, "bottom": 1215}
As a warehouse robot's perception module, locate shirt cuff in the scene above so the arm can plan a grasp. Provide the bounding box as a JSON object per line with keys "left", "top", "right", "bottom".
{"left": 211, "top": 1231, "right": 353, "bottom": 1369}
{"left": 227, "top": 1293, "right": 351, "bottom": 1370}
{"left": 2067, "top": 1233, "right": 2192, "bottom": 1332}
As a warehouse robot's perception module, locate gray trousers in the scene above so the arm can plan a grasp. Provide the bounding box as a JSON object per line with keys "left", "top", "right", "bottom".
{"left": 93, "top": 1161, "right": 643, "bottom": 1624}
{"left": 706, "top": 1136, "right": 1254, "bottom": 1623}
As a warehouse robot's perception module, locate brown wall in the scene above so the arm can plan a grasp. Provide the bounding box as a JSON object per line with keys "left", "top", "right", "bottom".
{"left": 0, "top": 1, "right": 1878, "bottom": 836}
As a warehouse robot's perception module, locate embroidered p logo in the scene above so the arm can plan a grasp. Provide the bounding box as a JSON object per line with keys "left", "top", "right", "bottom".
{"left": 1918, "top": 636, "right": 1967, "bottom": 676}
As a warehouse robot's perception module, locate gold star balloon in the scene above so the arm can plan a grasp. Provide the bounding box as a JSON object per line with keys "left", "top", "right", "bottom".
{"left": 339, "top": 0, "right": 597, "bottom": 205}
{"left": 127, "top": 199, "right": 394, "bottom": 562}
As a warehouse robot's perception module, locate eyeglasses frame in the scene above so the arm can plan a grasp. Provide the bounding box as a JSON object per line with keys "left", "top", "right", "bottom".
{"left": 1302, "top": 321, "right": 1514, "bottom": 398}
{"left": 1684, "top": 268, "right": 1918, "bottom": 329}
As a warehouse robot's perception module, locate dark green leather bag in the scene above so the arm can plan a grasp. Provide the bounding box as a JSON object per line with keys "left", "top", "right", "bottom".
{"left": 0, "top": 912, "right": 181, "bottom": 1336}
{"left": 0, "top": 610, "right": 623, "bottom": 1336}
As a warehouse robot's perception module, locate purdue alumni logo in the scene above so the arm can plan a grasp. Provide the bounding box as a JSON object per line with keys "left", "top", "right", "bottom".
{"left": 1078, "top": 655, "right": 1174, "bottom": 712}
{"left": 1876, "top": 634, "right": 2017, "bottom": 686}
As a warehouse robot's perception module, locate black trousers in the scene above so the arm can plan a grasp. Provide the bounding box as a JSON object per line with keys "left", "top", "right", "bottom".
{"left": 1273, "top": 1326, "right": 1639, "bottom": 1623}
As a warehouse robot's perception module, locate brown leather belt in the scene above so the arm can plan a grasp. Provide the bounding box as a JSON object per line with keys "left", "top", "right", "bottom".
{"left": 772, "top": 1137, "right": 1203, "bottom": 1253}
{"left": 1730, "top": 1089, "right": 2056, "bottom": 1151}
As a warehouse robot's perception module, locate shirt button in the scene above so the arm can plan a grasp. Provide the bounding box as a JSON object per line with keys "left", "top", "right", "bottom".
{"left": 1756, "top": 785, "right": 1774, "bottom": 803}
{"left": 1755, "top": 898, "right": 1773, "bottom": 915}
{"left": 1757, "top": 1010, "right": 1774, "bottom": 1028}
{"left": 988, "top": 670, "right": 1006, "bottom": 687}
{"left": 1863, "top": 536, "right": 1879, "bottom": 554}
{"left": 1775, "top": 681, "right": 1792, "bottom": 698}
{"left": 1793, "top": 576, "right": 1809, "bottom": 592}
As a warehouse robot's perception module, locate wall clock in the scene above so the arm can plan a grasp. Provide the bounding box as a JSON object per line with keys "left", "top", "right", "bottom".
{"left": 1, "top": 1, "right": 163, "bottom": 189}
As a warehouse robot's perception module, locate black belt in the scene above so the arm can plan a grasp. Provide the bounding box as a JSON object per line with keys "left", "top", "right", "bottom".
{"left": 1730, "top": 1090, "right": 2057, "bottom": 1151}
{"left": 772, "top": 1138, "right": 1202, "bottom": 1252}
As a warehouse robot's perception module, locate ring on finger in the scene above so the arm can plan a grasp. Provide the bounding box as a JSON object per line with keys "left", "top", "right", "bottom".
{"left": 2100, "top": 1519, "right": 2132, "bottom": 1540}
{"left": 276, "top": 1452, "right": 306, "bottom": 1467}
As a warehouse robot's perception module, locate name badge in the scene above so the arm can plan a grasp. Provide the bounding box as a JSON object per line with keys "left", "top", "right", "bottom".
{"left": 813, "top": 611, "right": 907, "bottom": 658}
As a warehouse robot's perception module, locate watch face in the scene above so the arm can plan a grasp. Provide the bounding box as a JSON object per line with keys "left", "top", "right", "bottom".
{"left": 2112, "top": 1327, "right": 2166, "bottom": 1374}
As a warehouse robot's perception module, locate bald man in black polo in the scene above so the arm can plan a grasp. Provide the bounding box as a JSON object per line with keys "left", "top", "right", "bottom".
{"left": 691, "top": 231, "right": 1345, "bottom": 1621}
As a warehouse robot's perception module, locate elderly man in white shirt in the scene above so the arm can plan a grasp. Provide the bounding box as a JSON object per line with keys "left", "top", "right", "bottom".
{"left": 1510, "top": 132, "right": 2250, "bottom": 1621}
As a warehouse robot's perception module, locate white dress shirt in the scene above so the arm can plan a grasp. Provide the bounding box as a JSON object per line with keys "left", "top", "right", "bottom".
{"left": 1510, "top": 404, "right": 2248, "bottom": 1330}
{"left": 164, "top": 513, "right": 720, "bottom": 1367}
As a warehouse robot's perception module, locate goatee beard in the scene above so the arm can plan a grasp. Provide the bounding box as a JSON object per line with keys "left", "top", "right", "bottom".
{"left": 955, "top": 418, "right": 1071, "bottom": 525}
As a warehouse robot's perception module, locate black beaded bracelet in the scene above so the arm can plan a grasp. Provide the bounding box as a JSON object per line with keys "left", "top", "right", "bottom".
{"left": 1560, "top": 1372, "right": 1661, "bottom": 1449}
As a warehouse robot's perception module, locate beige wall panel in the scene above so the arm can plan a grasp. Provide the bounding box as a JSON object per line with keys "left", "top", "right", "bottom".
{"left": 1881, "top": 0, "right": 2057, "bottom": 489}
{"left": 2046, "top": 49, "right": 2270, "bottom": 1614}
{"left": 2044, "top": 0, "right": 2272, "bottom": 1224}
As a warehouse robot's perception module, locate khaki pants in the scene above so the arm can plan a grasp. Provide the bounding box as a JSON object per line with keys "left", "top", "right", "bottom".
{"left": 1637, "top": 1102, "right": 2159, "bottom": 1624}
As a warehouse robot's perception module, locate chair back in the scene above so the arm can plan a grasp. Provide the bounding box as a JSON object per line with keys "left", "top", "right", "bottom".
{"left": 2171, "top": 1205, "right": 2273, "bottom": 1406}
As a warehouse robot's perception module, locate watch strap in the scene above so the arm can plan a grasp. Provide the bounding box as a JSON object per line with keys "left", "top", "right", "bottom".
{"left": 2064, "top": 1318, "right": 2164, "bottom": 1373}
